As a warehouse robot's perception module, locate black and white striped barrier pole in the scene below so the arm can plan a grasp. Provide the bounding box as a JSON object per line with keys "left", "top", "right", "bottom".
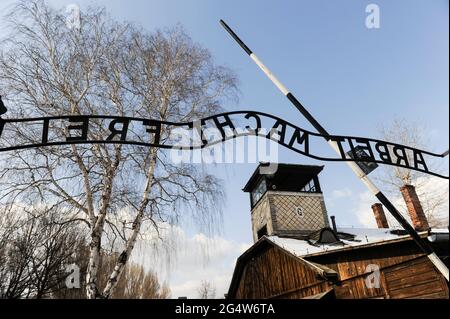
{"left": 220, "top": 19, "right": 449, "bottom": 281}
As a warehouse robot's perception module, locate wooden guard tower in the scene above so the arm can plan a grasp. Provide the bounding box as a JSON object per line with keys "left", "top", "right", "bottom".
{"left": 243, "top": 163, "right": 330, "bottom": 242}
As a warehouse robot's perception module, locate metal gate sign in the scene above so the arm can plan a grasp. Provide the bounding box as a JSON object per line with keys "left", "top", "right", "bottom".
{"left": 0, "top": 110, "right": 447, "bottom": 179}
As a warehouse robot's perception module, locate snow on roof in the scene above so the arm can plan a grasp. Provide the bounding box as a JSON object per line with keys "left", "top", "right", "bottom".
{"left": 266, "top": 227, "right": 437, "bottom": 258}
{"left": 429, "top": 228, "right": 449, "bottom": 234}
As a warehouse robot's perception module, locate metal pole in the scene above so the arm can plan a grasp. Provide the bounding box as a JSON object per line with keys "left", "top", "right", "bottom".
{"left": 220, "top": 19, "right": 449, "bottom": 281}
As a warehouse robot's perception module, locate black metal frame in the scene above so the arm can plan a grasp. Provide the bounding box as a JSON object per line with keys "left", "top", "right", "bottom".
{"left": 0, "top": 111, "right": 447, "bottom": 179}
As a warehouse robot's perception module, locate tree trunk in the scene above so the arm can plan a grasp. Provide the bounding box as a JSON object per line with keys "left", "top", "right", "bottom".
{"left": 86, "top": 227, "right": 102, "bottom": 299}
{"left": 102, "top": 147, "right": 157, "bottom": 298}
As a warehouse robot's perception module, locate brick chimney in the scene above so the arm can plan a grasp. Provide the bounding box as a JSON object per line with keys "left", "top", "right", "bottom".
{"left": 400, "top": 184, "right": 429, "bottom": 231}
{"left": 371, "top": 203, "right": 389, "bottom": 228}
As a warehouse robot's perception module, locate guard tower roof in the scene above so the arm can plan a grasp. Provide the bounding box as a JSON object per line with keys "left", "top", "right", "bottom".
{"left": 242, "top": 163, "right": 324, "bottom": 193}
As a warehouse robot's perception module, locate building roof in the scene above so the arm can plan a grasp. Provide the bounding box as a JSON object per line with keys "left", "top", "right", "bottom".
{"left": 227, "top": 233, "right": 338, "bottom": 297}
{"left": 266, "top": 227, "right": 438, "bottom": 258}
{"left": 242, "top": 163, "right": 324, "bottom": 192}
{"left": 227, "top": 227, "right": 449, "bottom": 297}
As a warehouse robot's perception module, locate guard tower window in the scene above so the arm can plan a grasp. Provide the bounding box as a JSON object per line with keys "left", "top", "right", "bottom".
{"left": 244, "top": 164, "right": 324, "bottom": 208}
{"left": 300, "top": 179, "right": 316, "bottom": 193}
{"left": 257, "top": 225, "right": 268, "bottom": 239}
{"left": 251, "top": 178, "right": 267, "bottom": 207}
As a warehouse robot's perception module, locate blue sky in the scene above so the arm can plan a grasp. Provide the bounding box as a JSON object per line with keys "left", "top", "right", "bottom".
{"left": 0, "top": 0, "right": 448, "bottom": 298}
{"left": 54, "top": 0, "right": 447, "bottom": 240}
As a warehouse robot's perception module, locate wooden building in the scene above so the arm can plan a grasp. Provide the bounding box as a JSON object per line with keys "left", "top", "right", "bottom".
{"left": 227, "top": 163, "right": 449, "bottom": 299}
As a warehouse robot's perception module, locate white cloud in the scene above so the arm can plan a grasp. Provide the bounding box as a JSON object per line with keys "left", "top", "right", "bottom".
{"left": 327, "top": 187, "right": 353, "bottom": 209}
{"left": 331, "top": 188, "right": 353, "bottom": 199}
{"left": 130, "top": 223, "right": 251, "bottom": 299}
{"left": 354, "top": 190, "right": 378, "bottom": 228}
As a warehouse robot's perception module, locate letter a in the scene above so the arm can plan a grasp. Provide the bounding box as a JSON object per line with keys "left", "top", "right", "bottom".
{"left": 366, "top": 4, "right": 380, "bottom": 29}
{"left": 65, "top": 264, "right": 80, "bottom": 289}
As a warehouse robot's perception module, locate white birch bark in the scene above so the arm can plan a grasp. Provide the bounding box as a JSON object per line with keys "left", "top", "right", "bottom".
{"left": 102, "top": 147, "right": 158, "bottom": 298}
{"left": 86, "top": 148, "right": 121, "bottom": 298}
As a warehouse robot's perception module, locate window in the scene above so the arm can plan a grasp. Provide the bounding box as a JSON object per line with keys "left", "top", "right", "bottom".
{"left": 251, "top": 178, "right": 267, "bottom": 206}
{"left": 300, "top": 179, "right": 316, "bottom": 193}
{"left": 257, "top": 225, "right": 268, "bottom": 239}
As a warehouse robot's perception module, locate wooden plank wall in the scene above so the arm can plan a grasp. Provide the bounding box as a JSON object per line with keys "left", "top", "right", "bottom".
{"left": 232, "top": 240, "right": 448, "bottom": 299}
{"left": 384, "top": 257, "right": 449, "bottom": 299}
{"left": 233, "top": 245, "right": 332, "bottom": 299}
{"left": 310, "top": 241, "right": 449, "bottom": 299}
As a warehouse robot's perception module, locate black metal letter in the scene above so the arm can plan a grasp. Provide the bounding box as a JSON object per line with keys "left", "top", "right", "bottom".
{"left": 143, "top": 120, "right": 161, "bottom": 145}
{"left": 42, "top": 118, "right": 49, "bottom": 144}
{"left": 66, "top": 116, "right": 89, "bottom": 142}
{"left": 288, "top": 128, "right": 309, "bottom": 154}
{"left": 267, "top": 120, "right": 287, "bottom": 144}
{"left": 413, "top": 149, "right": 428, "bottom": 172}
{"left": 329, "top": 136, "right": 346, "bottom": 159}
{"left": 189, "top": 119, "right": 208, "bottom": 145}
{"left": 244, "top": 112, "right": 261, "bottom": 135}
{"left": 393, "top": 145, "right": 409, "bottom": 167}
{"left": 212, "top": 115, "right": 236, "bottom": 141}
{"left": 0, "top": 120, "right": 4, "bottom": 139}
{"left": 107, "top": 118, "right": 130, "bottom": 141}
{"left": 375, "top": 142, "right": 392, "bottom": 164}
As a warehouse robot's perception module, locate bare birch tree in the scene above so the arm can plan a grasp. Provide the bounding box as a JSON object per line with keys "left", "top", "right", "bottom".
{"left": 97, "top": 258, "right": 170, "bottom": 299}
{"left": 376, "top": 118, "right": 449, "bottom": 228}
{"left": 0, "top": 0, "right": 237, "bottom": 298}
